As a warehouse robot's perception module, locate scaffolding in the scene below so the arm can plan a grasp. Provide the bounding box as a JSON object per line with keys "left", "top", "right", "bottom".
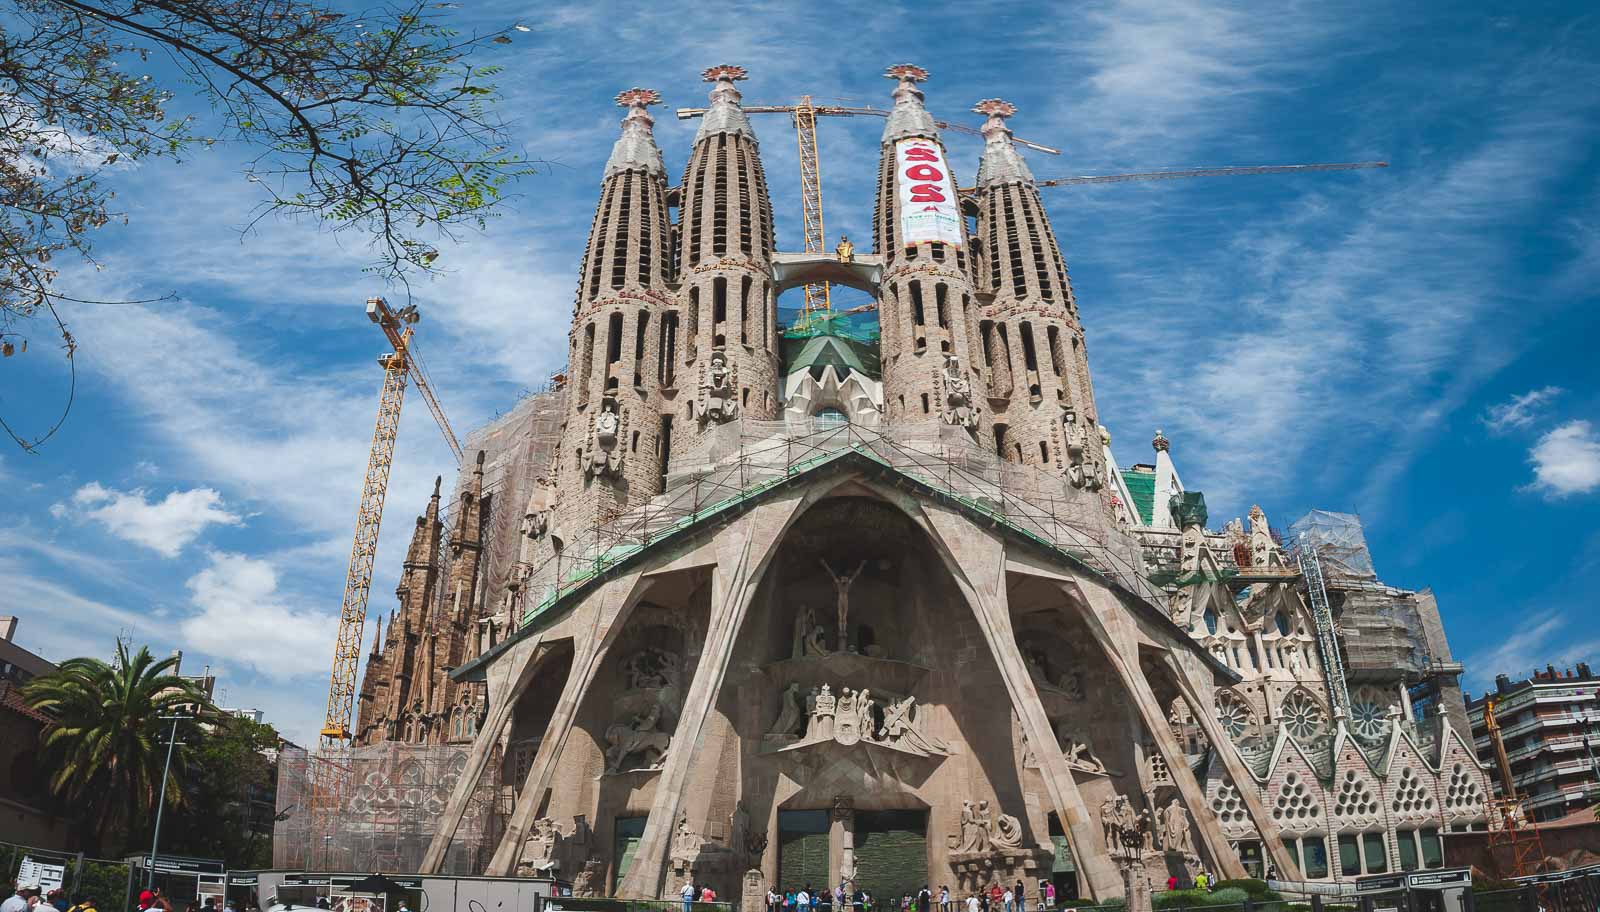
{"left": 275, "top": 743, "right": 504, "bottom": 875}
{"left": 510, "top": 419, "right": 1164, "bottom": 630}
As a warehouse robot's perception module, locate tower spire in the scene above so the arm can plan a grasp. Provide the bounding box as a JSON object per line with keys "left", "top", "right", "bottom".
{"left": 881, "top": 64, "right": 936, "bottom": 143}
{"left": 696, "top": 64, "right": 756, "bottom": 143}
{"left": 973, "top": 98, "right": 1033, "bottom": 188}
{"left": 605, "top": 87, "right": 666, "bottom": 178}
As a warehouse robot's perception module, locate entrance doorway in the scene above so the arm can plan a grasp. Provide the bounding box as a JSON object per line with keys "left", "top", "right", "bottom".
{"left": 779, "top": 809, "right": 831, "bottom": 893}
{"left": 854, "top": 810, "right": 929, "bottom": 903}
{"left": 612, "top": 816, "right": 647, "bottom": 894}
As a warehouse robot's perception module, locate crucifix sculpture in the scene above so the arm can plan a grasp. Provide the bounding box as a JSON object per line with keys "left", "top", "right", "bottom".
{"left": 820, "top": 559, "right": 867, "bottom": 651}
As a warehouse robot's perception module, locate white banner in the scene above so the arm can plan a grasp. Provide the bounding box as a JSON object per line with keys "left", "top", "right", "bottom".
{"left": 895, "top": 138, "right": 963, "bottom": 248}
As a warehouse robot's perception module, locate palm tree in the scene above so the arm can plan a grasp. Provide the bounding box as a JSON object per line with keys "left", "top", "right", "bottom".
{"left": 23, "top": 640, "right": 215, "bottom": 854}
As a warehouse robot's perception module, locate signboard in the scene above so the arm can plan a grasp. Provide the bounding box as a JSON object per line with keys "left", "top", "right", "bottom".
{"left": 17, "top": 857, "right": 65, "bottom": 893}
{"left": 894, "top": 139, "right": 962, "bottom": 248}
{"left": 1356, "top": 869, "right": 1472, "bottom": 894}
{"left": 143, "top": 855, "right": 226, "bottom": 875}
{"left": 277, "top": 875, "right": 424, "bottom": 890}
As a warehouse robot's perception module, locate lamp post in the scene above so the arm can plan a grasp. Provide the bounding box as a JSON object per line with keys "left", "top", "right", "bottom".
{"left": 146, "top": 713, "right": 190, "bottom": 889}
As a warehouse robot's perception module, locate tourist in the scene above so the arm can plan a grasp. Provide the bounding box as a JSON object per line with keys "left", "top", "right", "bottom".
{"left": 919, "top": 887, "right": 931, "bottom": 912}
{"left": 1013, "top": 882, "right": 1024, "bottom": 912}
{"left": 939, "top": 886, "right": 950, "bottom": 912}
{"left": 2, "top": 887, "right": 31, "bottom": 912}
{"left": 988, "top": 884, "right": 1002, "bottom": 912}
{"left": 1194, "top": 873, "right": 1208, "bottom": 892}
{"left": 1044, "top": 882, "right": 1056, "bottom": 910}
{"left": 798, "top": 886, "right": 811, "bottom": 912}
{"left": 1001, "top": 887, "right": 1013, "bottom": 912}
{"left": 702, "top": 886, "right": 716, "bottom": 904}
{"left": 965, "top": 896, "right": 980, "bottom": 912}
{"left": 681, "top": 879, "right": 696, "bottom": 912}
{"left": 768, "top": 887, "right": 780, "bottom": 912}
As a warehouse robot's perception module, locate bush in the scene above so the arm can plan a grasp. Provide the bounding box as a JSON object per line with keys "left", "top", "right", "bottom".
{"left": 1212, "top": 881, "right": 1270, "bottom": 898}
{"left": 1204, "top": 888, "right": 1251, "bottom": 906}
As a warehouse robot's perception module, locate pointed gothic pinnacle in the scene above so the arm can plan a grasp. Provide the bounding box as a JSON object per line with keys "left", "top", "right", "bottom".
{"left": 973, "top": 98, "right": 1017, "bottom": 137}
{"left": 696, "top": 64, "right": 755, "bottom": 143}
{"left": 432, "top": 475, "right": 442, "bottom": 497}
{"left": 881, "top": 64, "right": 935, "bottom": 144}
{"left": 972, "top": 97, "right": 1033, "bottom": 187}
{"left": 608, "top": 87, "right": 667, "bottom": 177}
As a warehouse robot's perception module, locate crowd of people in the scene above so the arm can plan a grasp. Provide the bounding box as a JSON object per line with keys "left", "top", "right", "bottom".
{"left": 3, "top": 884, "right": 99, "bottom": 912}
{"left": 748, "top": 871, "right": 1223, "bottom": 912}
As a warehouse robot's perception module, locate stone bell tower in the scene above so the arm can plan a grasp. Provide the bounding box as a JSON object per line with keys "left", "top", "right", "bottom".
{"left": 551, "top": 87, "right": 675, "bottom": 541}
{"left": 871, "top": 65, "right": 986, "bottom": 437}
{"left": 970, "top": 99, "right": 1108, "bottom": 490}
{"left": 673, "top": 64, "right": 781, "bottom": 453}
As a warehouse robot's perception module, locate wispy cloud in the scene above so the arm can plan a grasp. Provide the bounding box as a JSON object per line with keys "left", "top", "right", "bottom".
{"left": 1525, "top": 420, "right": 1600, "bottom": 498}
{"left": 1482, "top": 386, "right": 1564, "bottom": 435}
{"left": 54, "top": 482, "right": 241, "bottom": 557}
{"left": 1463, "top": 606, "right": 1600, "bottom": 692}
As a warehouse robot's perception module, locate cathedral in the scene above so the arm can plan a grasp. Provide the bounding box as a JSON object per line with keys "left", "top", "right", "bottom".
{"left": 348, "top": 64, "right": 1492, "bottom": 901}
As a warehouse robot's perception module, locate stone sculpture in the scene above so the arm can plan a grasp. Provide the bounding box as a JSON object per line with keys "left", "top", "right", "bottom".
{"left": 1060, "top": 734, "right": 1108, "bottom": 774}
{"left": 624, "top": 648, "right": 680, "bottom": 691}
{"left": 1248, "top": 505, "right": 1273, "bottom": 567}
{"left": 519, "top": 478, "right": 554, "bottom": 553}
{"left": 881, "top": 694, "right": 949, "bottom": 754}
{"left": 478, "top": 594, "right": 511, "bottom": 654}
{"left": 953, "top": 799, "right": 1024, "bottom": 854}
{"left": 941, "top": 354, "right": 979, "bottom": 431}
{"left": 793, "top": 603, "right": 829, "bottom": 658}
{"left": 1062, "top": 406, "right": 1090, "bottom": 489}
{"left": 1099, "top": 794, "right": 1147, "bottom": 857}
{"left": 604, "top": 703, "right": 671, "bottom": 773}
{"left": 585, "top": 397, "right": 625, "bottom": 478}
{"left": 571, "top": 859, "right": 603, "bottom": 897}
{"left": 769, "top": 682, "right": 805, "bottom": 736}
{"left": 820, "top": 558, "right": 867, "bottom": 650}
{"left": 699, "top": 347, "right": 739, "bottom": 425}
{"left": 957, "top": 799, "right": 991, "bottom": 853}
{"left": 992, "top": 810, "right": 1024, "bottom": 850}
{"left": 518, "top": 816, "right": 564, "bottom": 876}
{"left": 1160, "top": 799, "right": 1196, "bottom": 857}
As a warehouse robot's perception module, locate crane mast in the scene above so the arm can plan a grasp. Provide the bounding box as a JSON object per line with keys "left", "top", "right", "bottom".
{"left": 793, "top": 96, "right": 831, "bottom": 329}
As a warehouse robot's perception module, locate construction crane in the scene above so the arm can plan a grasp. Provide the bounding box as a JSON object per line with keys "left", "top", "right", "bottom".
{"left": 1292, "top": 538, "right": 1352, "bottom": 721}
{"left": 1035, "top": 161, "right": 1387, "bottom": 188}
{"left": 1482, "top": 696, "right": 1551, "bottom": 884}
{"left": 319, "top": 297, "right": 462, "bottom": 743}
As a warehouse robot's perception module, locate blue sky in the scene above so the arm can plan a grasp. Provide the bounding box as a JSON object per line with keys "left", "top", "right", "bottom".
{"left": 4, "top": 0, "right": 1599, "bottom": 745}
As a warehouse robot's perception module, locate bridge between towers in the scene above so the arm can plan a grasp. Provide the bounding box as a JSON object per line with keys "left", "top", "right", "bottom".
{"left": 770, "top": 250, "right": 884, "bottom": 297}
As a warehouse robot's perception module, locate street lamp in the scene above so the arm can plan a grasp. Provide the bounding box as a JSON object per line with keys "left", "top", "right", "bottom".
{"left": 146, "top": 713, "right": 192, "bottom": 889}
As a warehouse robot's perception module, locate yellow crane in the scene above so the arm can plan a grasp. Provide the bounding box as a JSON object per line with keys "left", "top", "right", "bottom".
{"left": 319, "top": 297, "right": 462, "bottom": 743}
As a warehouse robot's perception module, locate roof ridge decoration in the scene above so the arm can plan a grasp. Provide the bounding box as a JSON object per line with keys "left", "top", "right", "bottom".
{"left": 881, "top": 63, "right": 938, "bottom": 144}
{"left": 695, "top": 63, "right": 757, "bottom": 144}
{"left": 973, "top": 97, "right": 1034, "bottom": 188}
{"left": 605, "top": 86, "right": 666, "bottom": 179}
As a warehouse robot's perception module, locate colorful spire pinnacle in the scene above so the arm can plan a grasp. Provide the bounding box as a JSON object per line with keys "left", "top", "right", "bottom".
{"left": 605, "top": 87, "right": 666, "bottom": 178}
{"left": 973, "top": 98, "right": 1034, "bottom": 187}
{"left": 881, "top": 63, "right": 937, "bottom": 144}
{"left": 696, "top": 64, "right": 756, "bottom": 143}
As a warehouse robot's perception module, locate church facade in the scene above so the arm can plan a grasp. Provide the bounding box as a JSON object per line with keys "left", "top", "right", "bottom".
{"left": 351, "top": 64, "right": 1492, "bottom": 900}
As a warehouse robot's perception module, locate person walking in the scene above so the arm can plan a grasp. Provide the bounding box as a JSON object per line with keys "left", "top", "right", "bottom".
{"left": 939, "top": 887, "right": 950, "bottom": 912}
{"left": 681, "top": 879, "right": 696, "bottom": 912}
{"left": 966, "top": 896, "right": 980, "bottom": 912}
{"left": 1001, "top": 888, "right": 1013, "bottom": 912}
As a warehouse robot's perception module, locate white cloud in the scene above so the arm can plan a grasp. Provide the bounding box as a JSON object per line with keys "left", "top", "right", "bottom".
{"left": 1525, "top": 420, "right": 1600, "bottom": 498}
{"left": 1463, "top": 607, "right": 1600, "bottom": 692}
{"left": 1481, "top": 386, "right": 1563, "bottom": 434}
{"left": 180, "top": 551, "right": 341, "bottom": 680}
{"left": 63, "top": 482, "right": 242, "bottom": 557}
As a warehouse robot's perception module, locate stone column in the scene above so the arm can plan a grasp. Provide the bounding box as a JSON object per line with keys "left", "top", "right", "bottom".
{"left": 918, "top": 506, "right": 1120, "bottom": 899}
{"left": 1158, "top": 653, "right": 1304, "bottom": 879}
{"left": 484, "top": 573, "right": 654, "bottom": 876}
{"left": 830, "top": 797, "right": 856, "bottom": 895}
{"left": 1069, "top": 584, "right": 1245, "bottom": 879}
{"left": 616, "top": 495, "right": 807, "bottom": 899}
{"left": 420, "top": 630, "right": 548, "bottom": 873}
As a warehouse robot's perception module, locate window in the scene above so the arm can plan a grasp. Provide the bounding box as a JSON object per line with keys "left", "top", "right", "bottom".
{"left": 1275, "top": 612, "right": 1291, "bottom": 636}
{"left": 1302, "top": 836, "right": 1329, "bottom": 879}
{"left": 713, "top": 277, "right": 727, "bottom": 324}
{"left": 815, "top": 407, "right": 847, "bottom": 428}
{"left": 1362, "top": 832, "right": 1387, "bottom": 874}
{"left": 921, "top": 393, "right": 930, "bottom": 414}
{"left": 1203, "top": 606, "right": 1218, "bottom": 635}
{"left": 1420, "top": 828, "right": 1443, "bottom": 868}
{"left": 1396, "top": 829, "right": 1419, "bottom": 871}
{"left": 1338, "top": 835, "right": 1360, "bottom": 877}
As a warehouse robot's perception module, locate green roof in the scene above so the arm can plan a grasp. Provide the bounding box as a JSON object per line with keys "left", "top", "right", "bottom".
{"left": 1123, "top": 469, "right": 1155, "bottom": 526}
{"left": 780, "top": 332, "right": 881, "bottom": 381}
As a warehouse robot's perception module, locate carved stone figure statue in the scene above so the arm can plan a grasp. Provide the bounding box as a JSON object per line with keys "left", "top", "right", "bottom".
{"left": 941, "top": 354, "right": 978, "bottom": 431}
{"left": 836, "top": 234, "right": 855, "bottom": 263}
{"left": 478, "top": 590, "right": 512, "bottom": 653}
{"left": 729, "top": 801, "right": 750, "bottom": 864}
{"left": 1099, "top": 794, "right": 1149, "bottom": 858}
{"left": 1248, "top": 504, "right": 1273, "bottom": 567}
{"left": 699, "top": 347, "right": 738, "bottom": 425}
{"left": 957, "top": 799, "right": 990, "bottom": 853}
{"left": 585, "top": 397, "right": 625, "bottom": 478}
{"left": 1063, "top": 406, "right": 1090, "bottom": 488}
{"left": 881, "top": 694, "right": 947, "bottom": 755}
{"left": 519, "top": 477, "right": 554, "bottom": 556}
{"left": 1061, "top": 736, "right": 1107, "bottom": 774}
{"left": 604, "top": 703, "right": 671, "bottom": 773}
{"left": 993, "top": 811, "right": 1024, "bottom": 851}
{"left": 820, "top": 558, "right": 867, "bottom": 650}
{"left": 571, "top": 859, "right": 603, "bottom": 897}
{"left": 1161, "top": 799, "right": 1195, "bottom": 857}
{"left": 769, "top": 682, "right": 805, "bottom": 736}
{"left": 811, "top": 684, "right": 837, "bottom": 741}
{"left": 519, "top": 816, "right": 565, "bottom": 875}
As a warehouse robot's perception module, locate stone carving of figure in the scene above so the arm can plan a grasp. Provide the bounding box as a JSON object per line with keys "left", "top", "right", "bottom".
{"left": 957, "top": 800, "right": 990, "bottom": 854}
{"left": 1162, "top": 799, "right": 1195, "bottom": 857}
{"left": 520, "top": 816, "right": 564, "bottom": 875}
{"left": 881, "top": 695, "right": 948, "bottom": 755}
{"left": 604, "top": 703, "right": 671, "bottom": 773}
{"left": 571, "top": 859, "right": 603, "bottom": 897}
{"left": 729, "top": 801, "right": 750, "bottom": 863}
{"left": 1061, "top": 671, "right": 1085, "bottom": 701}
{"left": 974, "top": 800, "right": 996, "bottom": 851}
{"left": 1284, "top": 640, "right": 1304, "bottom": 675}
{"left": 806, "top": 623, "right": 830, "bottom": 658}
{"left": 1062, "top": 736, "right": 1107, "bottom": 774}
{"left": 1062, "top": 406, "right": 1089, "bottom": 488}
{"left": 624, "top": 649, "right": 680, "bottom": 690}
{"left": 820, "top": 559, "right": 867, "bottom": 650}
{"left": 586, "top": 397, "right": 625, "bottom": 478}
{"left": 836, "top": 234, "right": 855, "bottom": 263}
{"left": 519, "top": 478, "right": 554, "bottom": 558}
{"left": 811, "top": 684, "right": 837, "bottom": 741}
{"left": 941, "top": 354, "right": 979, "bottom": 431}
{"left": 993, "top": 812, "right": 1024, "bottom": 851}
{"left": 1138, "top": 808, "right": 1156, "bottom": 852}
{"left": 1100, "top": 795, "right": 1148, "bottom": 857}
{"left": 1248, "top": 504, "right": 1273, "bottom": 567}
{"left": 699, "top": 348, "right": 738, "bottom": 425}
{"left": 769, "top": 682, "right": 805, "bottom": 736}
{"left": 478, "top": 590, "right": 512, "bottom": 653}
{"left": 857, "top": 688, "right": 875, "bottom": 741}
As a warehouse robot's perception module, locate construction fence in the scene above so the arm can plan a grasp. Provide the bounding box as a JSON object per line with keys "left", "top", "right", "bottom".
{"left": 273, "top": 742, "right": 504, "bottom": 876}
